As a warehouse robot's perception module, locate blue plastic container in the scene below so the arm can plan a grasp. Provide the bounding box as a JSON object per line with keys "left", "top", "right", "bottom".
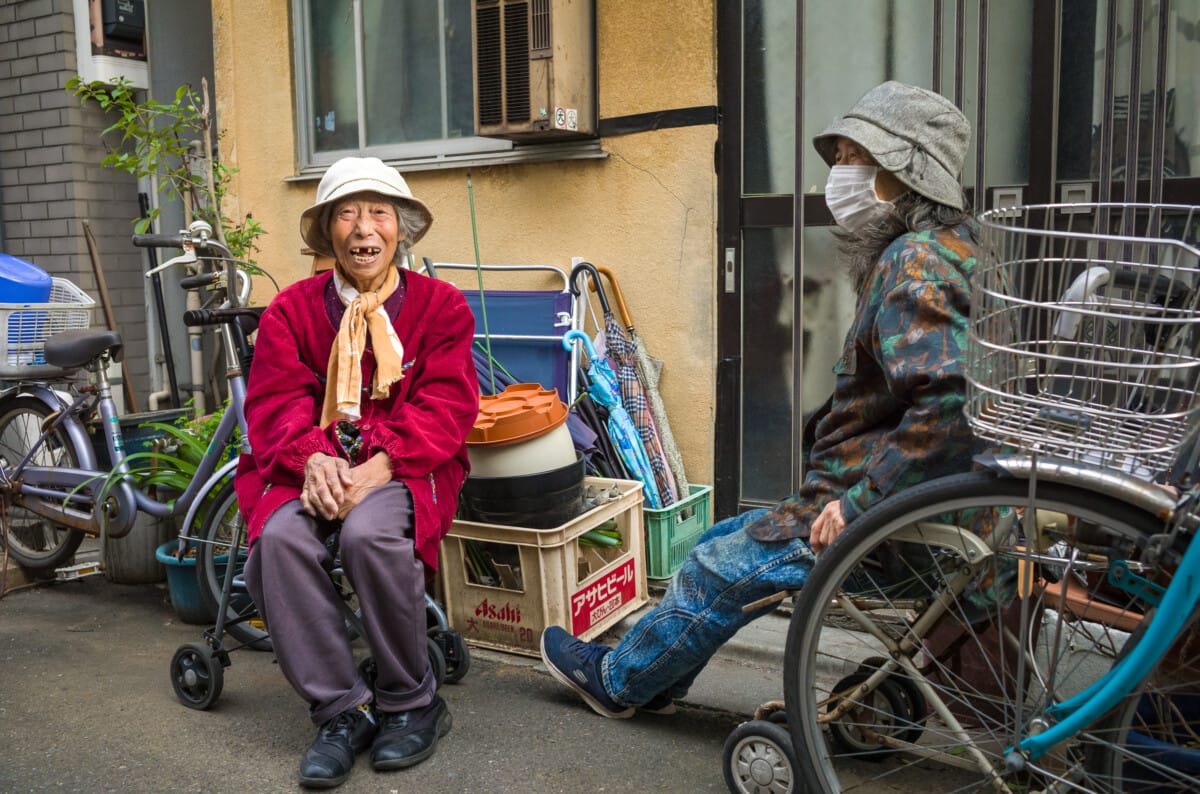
{"left": 155, "top": 541, "right": 212, "bottom": 624}
{"left": 0, "top": 254, "right": 53, "bottom": 364}
{"left": 0, "top": 253, "right": 52, "bottom": 302}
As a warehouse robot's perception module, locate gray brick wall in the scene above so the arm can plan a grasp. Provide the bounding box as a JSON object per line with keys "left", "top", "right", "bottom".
{"left": 0, "top": 0, "right": 150, "bottom": 402}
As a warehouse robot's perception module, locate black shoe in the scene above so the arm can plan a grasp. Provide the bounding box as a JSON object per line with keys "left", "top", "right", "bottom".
{"left": 371, "top": 695, "right": 452, "bottom": 770}
{"left": 299, "top": 706, "right": 377, "bottom": 789}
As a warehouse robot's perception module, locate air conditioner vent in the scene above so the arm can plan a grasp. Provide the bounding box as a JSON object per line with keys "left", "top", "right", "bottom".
{"left": 475, "top": 4, "right": 502, "bottom": 126}
{"left": 503, "top": 2, "right": 530, "bottom": 123}
{"left": 472, "top": 0, "right": 594, "bottom": 140}
{"left": 530, "top": 0, "right": 551, "bottom": 54}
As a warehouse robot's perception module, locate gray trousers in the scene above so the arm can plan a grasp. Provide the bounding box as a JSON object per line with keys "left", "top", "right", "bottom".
{"left": 244, "top": 481, "right": 434, "bottom": 725}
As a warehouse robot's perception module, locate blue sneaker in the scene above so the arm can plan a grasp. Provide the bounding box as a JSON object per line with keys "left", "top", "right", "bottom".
{"left": 540, "top": 626, "right": 634, "bottom": 719}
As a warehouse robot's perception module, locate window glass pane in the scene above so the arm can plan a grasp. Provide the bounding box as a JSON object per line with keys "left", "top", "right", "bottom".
{"left": 740, "top": 228, "right": 795, "bottom": 502}
{"left": 309, "top": 0, "right": 358, "bottom": 152}
{"left": 1058, "top": 0, "right": 1199, "bottom": 182}
{"left": 801, "top": 0, "right": 934, "bottom": 194}
{"left": 742, "top": 0, "right": 795, "bottom": 195}
{"left": 798, "top": 227, "right": 857, "bottom": 431}
{"left": 363, "top": 0, "right": 475, "bottom": 146}
{"left": 1163, "top": 0, "right": 1198, "bottom": 178}
{"left": 983, "top": 0, "right": 1033, "bottom": 188}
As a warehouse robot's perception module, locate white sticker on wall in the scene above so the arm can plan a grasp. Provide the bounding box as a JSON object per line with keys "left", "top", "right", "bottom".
{"left": 554, "top": 107, "right": 578, "bottom": 131}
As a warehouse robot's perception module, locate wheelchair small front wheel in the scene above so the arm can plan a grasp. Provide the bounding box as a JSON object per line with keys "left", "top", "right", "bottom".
{"left": 723, "top": 719, "right": 796, "bottom": 794}
{"left": 170, "top": 642, "right": 224, "bottom": 710}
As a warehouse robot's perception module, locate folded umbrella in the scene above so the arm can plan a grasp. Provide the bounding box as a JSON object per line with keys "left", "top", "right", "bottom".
{"left": 570, "top": 263, "right": 677, "bottom": 506}
{"left": 563, "top": 329, "right": 663, "bottom": 508}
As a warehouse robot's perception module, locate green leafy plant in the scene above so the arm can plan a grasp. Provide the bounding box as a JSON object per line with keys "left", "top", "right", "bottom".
{"left": 65, "top": 75, "right": 266, "bottom": 270}
{"left": 78, "top": 401, "right": 239, "bottom": 513}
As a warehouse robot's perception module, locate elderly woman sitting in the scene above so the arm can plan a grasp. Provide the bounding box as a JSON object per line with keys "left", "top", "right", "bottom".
{"left": 234, "top": 157, "right": 478, "bottom": 788}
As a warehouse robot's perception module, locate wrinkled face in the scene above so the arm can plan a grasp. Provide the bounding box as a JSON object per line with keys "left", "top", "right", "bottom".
{"left": 832, "top": 137, "right": 907, "bottom": 201}
{"left": 329, "top": 192, "right": 403, "bottom": 291}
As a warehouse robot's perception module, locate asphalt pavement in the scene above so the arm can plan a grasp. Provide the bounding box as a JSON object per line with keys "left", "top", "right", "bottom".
{"left": 0, "top": 566, "right": 793, "bottom": 794}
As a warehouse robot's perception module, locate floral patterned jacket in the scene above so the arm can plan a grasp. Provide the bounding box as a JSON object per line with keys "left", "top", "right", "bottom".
{"left": 745, "top": 221, "right": 981, "bottom": 542}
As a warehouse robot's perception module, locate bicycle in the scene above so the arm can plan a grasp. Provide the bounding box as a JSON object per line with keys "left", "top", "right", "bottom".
{"left": 723, "top": 203, "right": 1200, "bottom": 793}
{"left": 0, "top": 220, "right": 267, "bottom": 646}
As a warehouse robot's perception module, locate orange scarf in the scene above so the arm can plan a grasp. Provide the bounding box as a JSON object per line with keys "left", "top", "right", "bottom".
{"left": 321, "top": 266, "right": 405, "bottom": 427}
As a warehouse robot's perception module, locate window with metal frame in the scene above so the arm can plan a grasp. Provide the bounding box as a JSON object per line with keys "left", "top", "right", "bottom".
{"left": 291, "top": 0, "right": 601, "bottom": 172}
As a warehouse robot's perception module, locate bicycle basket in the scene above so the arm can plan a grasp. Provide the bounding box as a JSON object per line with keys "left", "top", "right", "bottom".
{"left": 967, "top": 203, "right": 1200, "bottom": 478}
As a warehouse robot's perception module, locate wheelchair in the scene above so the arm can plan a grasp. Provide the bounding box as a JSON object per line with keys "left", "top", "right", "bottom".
{"left": 168, "top": 508, "right": 469, "bottom": 711}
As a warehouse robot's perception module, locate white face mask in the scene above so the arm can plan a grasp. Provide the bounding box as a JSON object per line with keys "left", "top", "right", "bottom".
{"left": 824, "top": 165, "right": 892, "bottom": 233}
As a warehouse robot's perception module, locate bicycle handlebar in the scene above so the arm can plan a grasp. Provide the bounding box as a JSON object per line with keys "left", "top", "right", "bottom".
{"left": 179, "top": 271, "right": 222, "bottom": 290}
{"left": 183, "top": 307, "right": 264, "bottom": 328}
{"left": 132, "top": 232, "right": 186, "bottom": 249}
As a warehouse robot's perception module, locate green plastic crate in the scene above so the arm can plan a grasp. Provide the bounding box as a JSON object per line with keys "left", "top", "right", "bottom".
{"left": 644, "top": 484, "right": 712, "bottom": 579}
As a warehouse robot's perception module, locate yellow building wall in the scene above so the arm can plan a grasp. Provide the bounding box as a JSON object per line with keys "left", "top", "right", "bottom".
{"left": 210, "top": 0, "right": 717, "bottom": 485}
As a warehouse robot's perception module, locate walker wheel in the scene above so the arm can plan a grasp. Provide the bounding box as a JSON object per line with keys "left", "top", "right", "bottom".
{"left": 426, "top": 635, "right": 447, "bottom": 689}
{"left": 433, "top": 628, "right": 471, "bottom": 684}
{"left": 723, "top": 719, "right": 797, "bottom": 793}
{"left": 170, "top": 642, "right": 224, "bottom": 710}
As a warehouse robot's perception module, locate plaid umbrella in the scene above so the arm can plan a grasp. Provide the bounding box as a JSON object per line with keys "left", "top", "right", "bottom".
{"left": 594, "top": 265, "right": 689, "bottom": 502}
{"left": 571, "top": 263, "right": 677, "bottom": 507}
{"left": 563, "top": 329, "right": 663, "bottom": 508}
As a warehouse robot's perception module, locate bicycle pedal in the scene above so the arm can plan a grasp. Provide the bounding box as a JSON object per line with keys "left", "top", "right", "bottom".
{"left": 55, "top": 561, "right": 104, "bottom": 581}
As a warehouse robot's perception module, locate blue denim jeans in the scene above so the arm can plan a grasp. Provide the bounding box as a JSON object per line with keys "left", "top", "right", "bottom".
{"left": 601, "top": 508, "right": 819, "bottom": 707}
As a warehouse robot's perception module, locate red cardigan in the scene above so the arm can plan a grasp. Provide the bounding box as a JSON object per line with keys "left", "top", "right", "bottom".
{"left": 233, "top": 268, "right": 478, "bottom": 570}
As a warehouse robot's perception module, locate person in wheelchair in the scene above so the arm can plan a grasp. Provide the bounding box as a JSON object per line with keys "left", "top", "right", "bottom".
{"left": 234, "top": 157, "right": 478, "bottom": 788}
{"left": 542, "top": 81, "right": 983, "bottom": 718}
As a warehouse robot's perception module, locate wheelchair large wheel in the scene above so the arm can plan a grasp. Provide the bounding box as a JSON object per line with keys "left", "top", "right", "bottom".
{"left": 723, "top": 719, "right": 796, "bottom": 793}
{"left": 783, "top": 470, "right": 1169, "bottom": 793}
{"left": 193, "top": 478, "right": 271, "bottom": 650}
{"left": 170, "top": 642, "right": 224, "bottom": 710}
{"left": 0, "top": 397, "right": 83, "bottom": 570}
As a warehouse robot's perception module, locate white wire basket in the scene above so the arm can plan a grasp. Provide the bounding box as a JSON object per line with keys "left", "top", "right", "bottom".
{"left": 0, "top": 277, "right": 96, "bottom": 378}
{"left": 968, "top": 203, "right": 1200, "bottom": 478}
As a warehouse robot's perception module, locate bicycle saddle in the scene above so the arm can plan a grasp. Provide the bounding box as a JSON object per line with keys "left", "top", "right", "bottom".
{"left": 43, "top": 328, "right": 123, "bottom": 369}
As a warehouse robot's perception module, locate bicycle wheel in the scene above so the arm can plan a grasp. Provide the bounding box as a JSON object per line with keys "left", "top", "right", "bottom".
{"left": 0, "top": 396, "right": 83, "bottom": 570}
{"left": 1084, "top": 604, "right": 1200, "bottom": 791}
{"left": 784, "top": 469, "right": 1168, "bottom": 793}
{"left": 193, "top": 477, "right": 271, "bottom": 649}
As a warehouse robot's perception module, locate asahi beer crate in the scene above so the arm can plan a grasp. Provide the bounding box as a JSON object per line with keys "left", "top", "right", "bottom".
{"left": 439, "top": 478, "right": 648, "bottom": 657}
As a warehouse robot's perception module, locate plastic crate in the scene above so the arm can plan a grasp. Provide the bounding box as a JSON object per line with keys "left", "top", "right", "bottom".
{"left": 439, "top": 477, "right": 648, "bottom": 657}
{"left": 0, "top": 278, "right": 95, "bottom": 377}
{"left": 644, "top": 484, "right": 712, "bottom": 579}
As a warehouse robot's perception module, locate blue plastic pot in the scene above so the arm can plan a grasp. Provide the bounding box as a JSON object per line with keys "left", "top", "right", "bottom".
{"left": 155, "top": 541, "right": 212, "bottom": 625}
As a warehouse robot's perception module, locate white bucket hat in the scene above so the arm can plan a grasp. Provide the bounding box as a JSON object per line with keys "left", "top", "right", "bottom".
{"left": 300, "top": 156, "right": 434, "bottom": 256}
{"left": 813, "top": 81, "right": 971, "bottom": 210}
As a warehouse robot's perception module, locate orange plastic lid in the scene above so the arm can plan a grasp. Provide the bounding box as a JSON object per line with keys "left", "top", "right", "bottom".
{"left": 468, "top": 383, "right": 569, "bottom": 446}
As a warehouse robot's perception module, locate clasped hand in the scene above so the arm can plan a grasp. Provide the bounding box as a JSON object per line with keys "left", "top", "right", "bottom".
{"left": 301, "top": 451, "right": 391, "bottom": 520}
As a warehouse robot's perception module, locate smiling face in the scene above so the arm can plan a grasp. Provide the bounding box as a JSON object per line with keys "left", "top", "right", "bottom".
{"left": 328, "top": 192, "right": 403, "bottom": 292}
{"left": 832, "top": 137, "right": 907, "bottom": 201}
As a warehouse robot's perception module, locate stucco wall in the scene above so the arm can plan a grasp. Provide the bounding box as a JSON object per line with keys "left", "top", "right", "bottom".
{"left": 210, "top": 0, "right": 718, "bottom": 484}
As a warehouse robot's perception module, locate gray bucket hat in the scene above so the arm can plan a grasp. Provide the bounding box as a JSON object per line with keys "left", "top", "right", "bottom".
{"left": 813, "top": 81, "right": 971, "bottom": 210}
{"left": 300, "top": 156, "right": 434, "bottom": 256}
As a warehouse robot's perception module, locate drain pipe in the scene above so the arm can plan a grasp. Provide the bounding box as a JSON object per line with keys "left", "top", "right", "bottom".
{"left": 186, "top": 283, "right": 205, "bottom": 415}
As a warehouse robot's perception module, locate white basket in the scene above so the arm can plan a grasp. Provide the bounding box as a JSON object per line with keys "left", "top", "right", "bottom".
{"left": 0, "top": 278, "right": 96, "bottom": 378}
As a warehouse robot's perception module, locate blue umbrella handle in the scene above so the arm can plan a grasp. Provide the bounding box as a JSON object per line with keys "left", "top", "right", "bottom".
{"left": 563, "top": 329, "right": 596, "bottom": 357}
